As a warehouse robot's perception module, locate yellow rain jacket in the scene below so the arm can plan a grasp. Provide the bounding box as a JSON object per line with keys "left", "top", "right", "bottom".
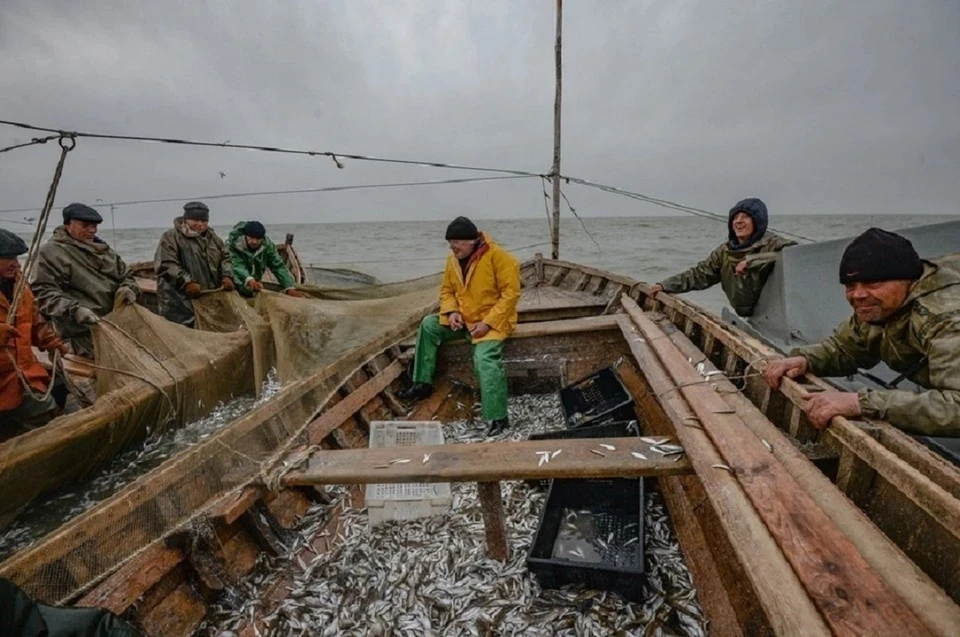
{"left": 438, "top": 233, "right": 520, "bottom": 342}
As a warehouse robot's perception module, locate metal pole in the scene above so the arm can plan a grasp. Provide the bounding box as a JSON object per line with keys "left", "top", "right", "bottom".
{"left": 550, "top": 0, "right": 563, "bottom": 260}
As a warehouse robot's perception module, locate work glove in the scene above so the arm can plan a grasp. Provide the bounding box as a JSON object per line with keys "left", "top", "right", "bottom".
{"left": 47, "top": 340, "right": 70, "bottom": 356}
{"left": 185, "top": 282, "right": 203, "bottom": 299}
{"left": 246, "top": 279, "right": 263, "bottom": 293}
{"left": 221, "top": 277, "right": 236, "bottom": 292}
{"left": 0, "top": 323, "right": 20, "bottom": 345}
{"left": 74, "top": 307, "right": 101, "bottom": 326}
{"left": 284, "top": 289, "right": 305, "bottom": 298}
{"left": 115, "top": 287, "right": 138, "bottom": 305}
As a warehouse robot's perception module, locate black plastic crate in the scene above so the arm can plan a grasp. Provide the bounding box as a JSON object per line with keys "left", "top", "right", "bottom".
{"left": 527, "top": 477, "right": 645, "bottom": 602}
{"left": 559, "top": 367, "right": 635, "bottom": 429}
{"left": 527, "top": 420, "right": 641, "bottom": 489}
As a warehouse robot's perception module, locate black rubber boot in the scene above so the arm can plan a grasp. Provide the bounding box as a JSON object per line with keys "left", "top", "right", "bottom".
{"left": 486, "top": 417, "right": 509, "bottom": 437}
{"left": 397, "top": 382, "right": 434, "bottom": 401}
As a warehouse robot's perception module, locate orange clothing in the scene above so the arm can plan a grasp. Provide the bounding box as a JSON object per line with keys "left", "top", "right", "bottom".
{"left": 438, "top": 233, "right": 521, "bottom": 342}
{"left": 1, "top": 277, "right": 63, "bottom": 411}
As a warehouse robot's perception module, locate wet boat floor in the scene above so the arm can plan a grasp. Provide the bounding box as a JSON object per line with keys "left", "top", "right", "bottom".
{"left": 199, "top": 394, "right": 707, "bottom": 637}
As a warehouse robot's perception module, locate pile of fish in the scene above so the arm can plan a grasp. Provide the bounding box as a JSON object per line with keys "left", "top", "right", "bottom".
{"left": 0, "top": 374, "right": 282, "bottom": 560}
{"left": 201, "top": 394, "right": 707, "bottom": 636}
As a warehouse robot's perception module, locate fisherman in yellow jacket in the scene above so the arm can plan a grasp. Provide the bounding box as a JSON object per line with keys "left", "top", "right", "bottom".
{"left": 399, "top": 216, "right": 521, "bottom": 436}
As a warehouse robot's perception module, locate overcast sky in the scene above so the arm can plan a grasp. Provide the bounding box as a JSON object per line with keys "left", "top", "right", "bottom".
{"left": 1, "top": 0, "right": 958, "bottom": 229}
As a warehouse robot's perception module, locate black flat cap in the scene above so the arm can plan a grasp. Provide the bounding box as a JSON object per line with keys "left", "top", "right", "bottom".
{"left": 62, "top": 202, "right": 103, "bottom": 224}
{"left": 0, "top": 228, "right": 28, "bottom": 258}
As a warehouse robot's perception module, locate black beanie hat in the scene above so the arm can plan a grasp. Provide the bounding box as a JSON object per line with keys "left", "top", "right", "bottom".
{"left": 0, "top": 228, "right": 28, "bottom": 258}
{"left": 243, "top": 221, "right": 266, "bottom": 239}
{"left": 62, "top": 202, "right": 103, "bottom": 224}
{"left": 445, "top": 216, "right": 479, "bottom": 241}
{"left": 183, "top": 201, "right": 210, "bottom": 221}
{"left": 839, "top": 228, "right": 923, "bottom": 284}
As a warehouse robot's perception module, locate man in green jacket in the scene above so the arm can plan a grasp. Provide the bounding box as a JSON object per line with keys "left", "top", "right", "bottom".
{"left": 764, "top": 228, "right": 960, "bottom": 437}
{"left": 155, "top": 201, "right": 235, "bottom": 326}
{"left": 649, "top": 198, "right": 796, "bottom": 316}
{"left": 227, "top": 221, "right": 303, "bottom": 298}
{"left": 31, "top": 203, "right": 140, "bottom": 358}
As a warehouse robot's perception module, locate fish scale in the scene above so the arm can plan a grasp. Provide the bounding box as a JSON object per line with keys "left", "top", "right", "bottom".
{"left": 198, "top": 394, "right": 707, "bottom": 636}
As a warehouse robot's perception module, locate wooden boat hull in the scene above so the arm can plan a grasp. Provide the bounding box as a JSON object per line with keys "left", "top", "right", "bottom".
{"left": 1, "top": 257, "right": 956, "bottom": 636}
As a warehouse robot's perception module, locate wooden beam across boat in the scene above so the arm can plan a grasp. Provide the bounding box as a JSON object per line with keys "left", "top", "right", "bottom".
{"left": 281, "top": 436, "right": 692, "bottom": 485}
{"left": 622, "top": 297, "right": 932, "bottom": 637}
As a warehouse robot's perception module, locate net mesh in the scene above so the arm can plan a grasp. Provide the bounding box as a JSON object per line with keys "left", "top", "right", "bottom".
{"left": 0, "top": 274, "right": 441, "bottom": 603}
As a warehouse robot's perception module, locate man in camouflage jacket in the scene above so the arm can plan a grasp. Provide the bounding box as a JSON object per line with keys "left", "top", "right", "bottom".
{"left": 650, "top": 198, "right": 796, "bottom": 316}
{"left": 764, "top": 228, "right": 960, "bottom": 437}
{"left": 154, "top": 201, "right": 234, "bottom": 326}
{"left": 31, "top": 203, "right": 140, "bottom": 358}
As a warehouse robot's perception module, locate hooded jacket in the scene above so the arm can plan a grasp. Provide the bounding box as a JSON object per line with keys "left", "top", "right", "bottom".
{"left": 438, "top": 233, "right": 521, "bottom": 342}
{"left": 155, "top": 217, "right": 232, "bottom": 325}
{"left": 792, "top": 254, "right": 960, "bottom": 436}
{"left": 227, "top": 222, "right": 295, "bottom": 296}
{"left": 31, "top": 226, "right": 140, "bottom": 356}
{"left": 1, "top": 276, "right": 63, "bottom": 411}
{"left": 658, "top": 199, "right": 796, "bottom": 316}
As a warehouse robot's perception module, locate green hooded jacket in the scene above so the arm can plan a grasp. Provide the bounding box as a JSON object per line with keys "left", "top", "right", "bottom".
{"left": 792, "top": 254, "right": 960, "bottom": 437}
{"left": 658, "top": 232, "right": 796, "bottom": 316}
{"left": 31, "top": 226, "right": 140, "bottom": 356}
{"left": 227, "top": 222, "right": 295, "bottom": 296}
{"left": 154, "top": 217, "right": 232, "bottom": 325}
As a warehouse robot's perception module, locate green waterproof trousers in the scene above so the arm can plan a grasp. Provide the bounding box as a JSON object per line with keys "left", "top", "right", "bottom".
{"left": 411, "top": 314, "right": 508, "bottom": 421}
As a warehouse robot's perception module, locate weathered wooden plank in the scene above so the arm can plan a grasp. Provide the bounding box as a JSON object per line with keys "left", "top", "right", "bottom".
{"left": 305, "top": 360, "right": 404, "bottom": 446}
{"left": 284, "top": 437, "right": 691, "bottom": 485}
{"left": 616, "top": 315, "right": 828, "bottom": 636}
{"left": 662, "top": 323, "right": 960, "bottom": 636}
{"left": 478, "top": 482, "right": 509, "bottom": 562}
{"left": 77, "top": 544, "right": 184, "bottom": 613}
{"left": 623, "top": 298, "right": 931, "bottom": 636}
{"left": 779, "top": 379, "right": 960, "bottom": 545}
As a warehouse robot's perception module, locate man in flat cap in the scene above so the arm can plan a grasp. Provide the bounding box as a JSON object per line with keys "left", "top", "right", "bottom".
{"left": 31, "top": 203, "right": 140, "bottom": 358}
{"left": 154, "top": 201, "right": 234, "bottom": 327}
{"left": 227, "top": 221, "right": 303, "bottom": 297}
{"left": 1, "top": 229, "right": 68, "bottom": 429}
{"left": 649, "top": 198, "right": 796, "bottom": 316}
{"left": 764, "top": 228, "right": 960, "bottom": 436}
{"left": 398, "top": 216, "right": 521, "bottom": 437}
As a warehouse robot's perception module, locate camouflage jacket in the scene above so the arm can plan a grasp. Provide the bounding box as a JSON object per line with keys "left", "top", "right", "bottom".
{"left": 154, "top": 218, "right": 232, "bottom": 325}
{"left": 658, "top": 233, "right": 796, "bottom": 316}
{"left": 31, "top": 226, "right": 140, "bottom": 356}
{"left": 792, "top": 254, "right": 960, "bottom": 436}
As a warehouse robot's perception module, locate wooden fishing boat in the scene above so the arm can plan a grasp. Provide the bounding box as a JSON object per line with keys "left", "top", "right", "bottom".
{"left": 1, "top": 257, "right": 957, "bottom": 636}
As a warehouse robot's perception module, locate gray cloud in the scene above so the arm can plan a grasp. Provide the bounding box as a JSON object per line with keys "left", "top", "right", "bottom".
{"left": 1, "top": 0, "right": 958, "bottom": 229}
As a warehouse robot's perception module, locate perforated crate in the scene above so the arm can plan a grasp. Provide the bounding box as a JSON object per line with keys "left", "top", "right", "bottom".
{"left": 559, "top": 366, "right": 635, "bottom": 429}
{"left": 367, "top": 421, "right": 452, "bottom": 527}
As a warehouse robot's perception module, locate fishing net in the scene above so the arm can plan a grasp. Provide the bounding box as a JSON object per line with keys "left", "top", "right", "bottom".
{"left": 0, "top": 273, "right": 442, "bottom": 605}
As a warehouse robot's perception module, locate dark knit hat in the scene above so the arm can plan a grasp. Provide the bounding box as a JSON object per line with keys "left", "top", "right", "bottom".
{"left": 0, "top": 229, "right": 28, "bottom": 258}
{"left": 62, "top": 202, "right": 103, "bottom": 224}
{"left": 243, "top": 221, "right": 266, "bottom": 239}
{"left": 183, "top": 201, "right": 210, "bottom": 221}
{"left": 839, "top": 228, "right": 923, "bottom": 284}
{"left": 445, "top": 216, "right": 479, "bottom": 241}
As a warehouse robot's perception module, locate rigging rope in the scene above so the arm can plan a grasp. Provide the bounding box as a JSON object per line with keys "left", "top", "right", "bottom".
{"left": 0, "top": 118, "right": 543, "bottom": 178}
{"left": 0, "top": 135, "right": 61, "bottom": 155}
{"left": 0, "top": 175, "right": 539, "bottom": 216}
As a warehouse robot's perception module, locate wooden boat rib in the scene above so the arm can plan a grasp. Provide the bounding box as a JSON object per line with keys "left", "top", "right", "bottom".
{"left": 1, "top": 257, "right": 957, "bottom": 636}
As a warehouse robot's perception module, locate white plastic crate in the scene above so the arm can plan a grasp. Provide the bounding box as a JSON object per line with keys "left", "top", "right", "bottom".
{"left": 367, "top": 421, "right": 452, "bottom": 527}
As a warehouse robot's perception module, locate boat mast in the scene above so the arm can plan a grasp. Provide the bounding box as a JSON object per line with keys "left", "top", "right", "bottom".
{"left": 550, "top": 0, "right": 563, "bottom": 260}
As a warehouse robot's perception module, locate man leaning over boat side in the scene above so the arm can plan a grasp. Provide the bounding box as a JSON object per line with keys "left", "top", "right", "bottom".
{"left": 648, "top": 198, "right": 796, "bottom": 316}
{"left": 763, "top": 228, "right": 960, "bottom": 437}
{"left": 30, "top": 203, "right": 141, "bottom": 359}
{"left": 227, "top": 221, "right": 304, "bottom": 298}
{"left": 154, "top": 201, "right": 235, "bottom": 327}
{"left": 0, "top": 229, "right": 69, "bottom": 430}
{"left": 398, "top": 216, "right": 521, "bottom": 437}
